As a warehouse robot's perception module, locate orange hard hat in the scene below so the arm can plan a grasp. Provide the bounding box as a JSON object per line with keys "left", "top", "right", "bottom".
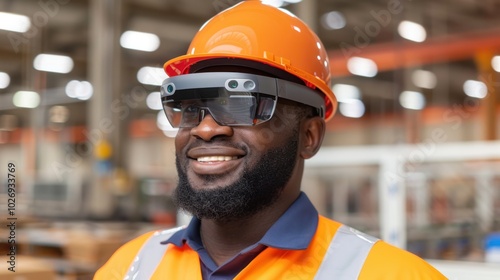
{"left": 164, "top": 0, "right": 337, "bottom": 120}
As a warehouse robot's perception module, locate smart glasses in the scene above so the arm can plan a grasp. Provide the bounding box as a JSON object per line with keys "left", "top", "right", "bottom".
{"left": 161, "top": 72, "right": 325, "bottom": 128}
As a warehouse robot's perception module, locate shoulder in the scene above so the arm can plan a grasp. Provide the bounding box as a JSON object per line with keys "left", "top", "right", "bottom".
{"left": 360, "top": 240, "right": 448, "bottom": 279}
{"left": 93, "top": 230, "right": 160, "bottom": 280}
{"left": 316, "top": 217, "right": 447, "bottom": 279}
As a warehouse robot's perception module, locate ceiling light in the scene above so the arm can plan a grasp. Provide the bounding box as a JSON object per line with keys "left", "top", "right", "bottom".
{"left": 347, "top": 57, "right": 378, "bottom": 77}
{"left": 463, "top": 80, "right": 487, "bottom": 99}
{"left": 13, "top": 91, "right": 40, "bottom": 108}
{"left": 0, "top": 72, "right": 10, "bottom": 89}
{"left": 321, "top": 11, "right": 346, "bottom": 30}
{"left": 284, "top": 0, "right": 302, "bottom": 3}
{"left": 137, "top": 66, "right": 167, "bottom": 86}
{"left": 398, "top": 21, "right": 427, "bottom": 42}
{"left": 399, "top": 91, "right": 425, "bottom": 110}
{"left": 65, "top": 80, "right": 93, "bottom": 100}
{"left": 33, "top": 54, "right": 74, "bottom": 74}
{"left": 262, "top": 0, "right": 284, "bottom": 7}
{"left": 339, "top": 99, "right": 365, "bottom": 118}
{"left": 492, "top": 56, "right": 500, "bottom": 73}
{"left": 120, "top": 31, "right": 160, "bottom": 52}
{"left": 146, "top": 91, "right": 162, "bottom": 110}
{"left": 412, "top": 70, "right": 437, "bottom": 89}
{"left": 332, "top": 84, "right": 361, "bottom": 102}
{"left": 0, "top": 12, "right": 31, "bottom": 33}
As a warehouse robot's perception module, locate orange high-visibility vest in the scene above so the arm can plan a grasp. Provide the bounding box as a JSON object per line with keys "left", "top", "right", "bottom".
{"left": 94, "top": 216, "right": 446, "bottom": 279}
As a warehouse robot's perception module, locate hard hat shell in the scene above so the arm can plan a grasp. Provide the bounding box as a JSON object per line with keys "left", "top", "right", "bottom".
{"left": 164, "top": 0, "right": 337, "bottom": 120}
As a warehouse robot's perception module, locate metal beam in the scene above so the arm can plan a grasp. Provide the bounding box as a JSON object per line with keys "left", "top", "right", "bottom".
{"left": 328, "top": 28, "right": 500, "bottom": 77}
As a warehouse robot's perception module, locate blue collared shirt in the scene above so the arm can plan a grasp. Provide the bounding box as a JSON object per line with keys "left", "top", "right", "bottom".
{"left": 161, "top": 192, "right": 319, "bottom": 280}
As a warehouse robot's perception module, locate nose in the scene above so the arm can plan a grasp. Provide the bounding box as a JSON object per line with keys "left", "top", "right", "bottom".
{"left": 190, "top": 111, "right": 233, "bottom": 141}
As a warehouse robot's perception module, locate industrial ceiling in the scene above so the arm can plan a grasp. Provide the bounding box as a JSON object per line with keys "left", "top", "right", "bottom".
{"left": 0, "top": 0, "right": 499, "bottom": 130}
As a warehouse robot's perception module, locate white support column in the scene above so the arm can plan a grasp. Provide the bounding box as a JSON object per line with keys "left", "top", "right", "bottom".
{"left": 378, "top": 156, "right": 407, "bottom": 249}
{"left": 86, "top": 0, "right": 123, "bottom": 217}
{"left": 475, "top": 171, "right": 494, "bottom": 232}
{"left": 333, "top": 180, "right": 349, "bottom": 221}
{"left": 409, "top": 173, "right": 429, "bottom": 228}
{"left": 302, "top": 175, "right": 328, "bottom": 216}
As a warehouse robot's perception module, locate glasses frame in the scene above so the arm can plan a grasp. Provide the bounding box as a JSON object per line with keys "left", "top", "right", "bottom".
{"left": 160, "top": 72, "right": 325, "bottom": 127}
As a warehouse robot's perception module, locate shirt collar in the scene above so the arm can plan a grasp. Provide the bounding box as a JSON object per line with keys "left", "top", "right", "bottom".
{"left": 161, "top": 215, "right": 202, "bottom": 249}
{"left": 161, "top": 192, "right": 318, "bottom": 250}
{"left": 259, "top": 192, "right": 318, "bottom": 250}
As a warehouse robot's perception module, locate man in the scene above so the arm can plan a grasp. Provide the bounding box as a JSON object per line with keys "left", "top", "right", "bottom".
{"left": 95, "top": 1, "right": 447, "bottom": 279}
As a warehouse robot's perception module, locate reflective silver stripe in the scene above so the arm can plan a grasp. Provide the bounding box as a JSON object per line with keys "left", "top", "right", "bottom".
{"left": 123, "top": 227, "right": 184, "bottom": 280}
{"left": 314, "top": 225, "right": 379, "bottom": 280}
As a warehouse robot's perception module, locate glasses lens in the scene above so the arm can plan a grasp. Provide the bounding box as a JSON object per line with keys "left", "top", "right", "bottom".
{"left": 162, "top": 91, "right": 276, "bottom": 128}
{"left": 163, "top": 102, "right": 183, "bottom": 127}
{"left": 205, "top": 95, "right": 256, "bottom": 125}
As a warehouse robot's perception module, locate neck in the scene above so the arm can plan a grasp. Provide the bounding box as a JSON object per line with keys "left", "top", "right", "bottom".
{"left": 200, "top": 191, "right": 299, "bottom": 266}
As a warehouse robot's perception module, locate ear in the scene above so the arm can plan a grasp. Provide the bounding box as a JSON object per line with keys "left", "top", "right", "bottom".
{"left": 300, "top": 116, "right": 326, "bottom": 159}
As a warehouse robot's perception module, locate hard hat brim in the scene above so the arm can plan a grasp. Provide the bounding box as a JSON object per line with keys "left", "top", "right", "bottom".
{"left": 164, "top": 53, "right": 337, "bottom": 120}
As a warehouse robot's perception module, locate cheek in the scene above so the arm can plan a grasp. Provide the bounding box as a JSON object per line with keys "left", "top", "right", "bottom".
{"left": 265, "top": 106, "right": 298, "bottom": 141}
{"left": 244, "top": 120, "right": 295, "bottom": 151}
{"left": 249, "top": 127, "right": 277, "bottom": 150}
{"left": 174, "top": 130, "right": 190, "bottom": 153}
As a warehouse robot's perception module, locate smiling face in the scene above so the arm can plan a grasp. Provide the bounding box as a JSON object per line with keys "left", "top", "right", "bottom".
{"left": 173, "top": 101, "right": 303, "bottom": 222}
{"left": 170, "top": 64, "right": 327, "bottom": 222}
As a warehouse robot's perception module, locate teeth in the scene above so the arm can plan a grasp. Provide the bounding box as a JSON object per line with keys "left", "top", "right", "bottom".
{"left": 197, "top": 156, "right": 238, "bottom": 162}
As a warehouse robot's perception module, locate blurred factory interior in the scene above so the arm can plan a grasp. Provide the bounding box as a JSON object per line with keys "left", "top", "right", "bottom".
{"left": 1, "top": 0, "right": 500, "bottom": 278}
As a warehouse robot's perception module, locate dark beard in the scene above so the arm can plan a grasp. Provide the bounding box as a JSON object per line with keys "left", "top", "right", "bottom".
{"left": 174, "top": 135, "right": 299, "bottom": 223}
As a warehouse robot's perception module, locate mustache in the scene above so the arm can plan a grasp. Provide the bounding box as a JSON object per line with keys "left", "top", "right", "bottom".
{"left": 182, "top": 138, "right": 248, "bottom": 153}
